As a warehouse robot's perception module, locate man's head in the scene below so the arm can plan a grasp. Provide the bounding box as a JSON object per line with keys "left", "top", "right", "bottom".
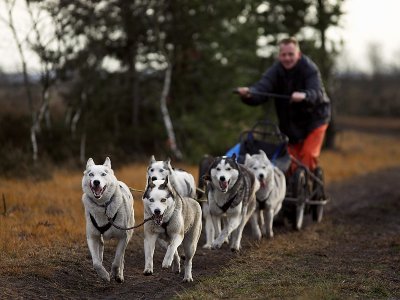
{"left": 278, "top": 37, "right": 301, "bottom": 70}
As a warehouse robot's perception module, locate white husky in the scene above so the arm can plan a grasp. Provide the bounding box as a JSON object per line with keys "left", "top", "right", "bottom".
{"left": 244, "top": 150, "right": 286, "bottom": 239}
{"left": 204, "top": 154, "right": 259, "bottom": 251}
{"left": 82, "top": 157, "right": 135, "bottom": 283}
{"left": 147, "top": 155, "right": 196, "bottom": 198}
{"left": 142, "top": 176, "right": 202, "bottom": 282}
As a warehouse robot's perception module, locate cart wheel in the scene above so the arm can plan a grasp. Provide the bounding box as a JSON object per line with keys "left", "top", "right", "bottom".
{"left": 311, "top": 167, "right": 325, "bottom": 223}
{"left": 291, "top": 167, "right": 307, "bottom": 230}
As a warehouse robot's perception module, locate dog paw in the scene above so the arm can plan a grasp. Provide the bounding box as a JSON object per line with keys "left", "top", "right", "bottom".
{"left": 162, "top": 255, "right": 174, "bottom": 269}
{"left": 202, "top": 243, "right": 212, "bottom": 249}
{"left": 211, "top": 242, "right": 222, "bottom": 249}
{"left": 115, "top": 275, "right": 124, "bottom": 283}
{"left": 143, "top": 269, "right": 153, "bottom": 276}
{"left": 111, "top": 265, "right": 124, "bottom": 283}
{"left": 94, "top": 265, "right": 110, "bottom": 282}
{"left": 162, "top": 261, "right": 173, "bottom": 269}
{"left": 265, "top": 232, "right": 274, "bottom": 239}
{"left": 230, "top": 247, "right": 240, "bottom": 253}
{"left": 182, "top": 276, "right": 193, "bottom": 283}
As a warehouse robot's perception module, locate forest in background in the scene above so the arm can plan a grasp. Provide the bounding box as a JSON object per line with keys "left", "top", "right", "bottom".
{"left": 2, "top": 0, "right": 398, "bottom": 178}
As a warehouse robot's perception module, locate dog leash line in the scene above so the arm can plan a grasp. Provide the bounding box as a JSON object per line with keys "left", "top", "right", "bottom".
{"left": 129, "top": 187, "right": 145, "bottom": 193}
{"left": 107, "top": 215, "right": 154, "bottom": 231}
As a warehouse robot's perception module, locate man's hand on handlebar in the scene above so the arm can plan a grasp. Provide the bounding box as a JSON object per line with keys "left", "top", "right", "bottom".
{"left": 235, "top": 87, "right": 251, "bottom": 98}
{"left": 291, "top": 91, "right": 306, "bottom": 102}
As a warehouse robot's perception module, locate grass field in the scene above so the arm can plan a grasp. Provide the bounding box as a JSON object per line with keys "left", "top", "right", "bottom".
{"left": 1, "top": 116, "right": 400, "bottom": 298}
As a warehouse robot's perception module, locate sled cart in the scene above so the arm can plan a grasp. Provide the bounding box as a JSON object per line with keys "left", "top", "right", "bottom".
{"left": 199, "top": 120, "right": 329, "bottom": 230}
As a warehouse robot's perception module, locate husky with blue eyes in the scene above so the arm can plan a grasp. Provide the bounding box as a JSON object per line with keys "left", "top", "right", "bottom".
{"left": 81, "top": 157, "right": 134, "bottom": 283}
{"left": 142, "top": 176, "right": 202, "bottom": 282}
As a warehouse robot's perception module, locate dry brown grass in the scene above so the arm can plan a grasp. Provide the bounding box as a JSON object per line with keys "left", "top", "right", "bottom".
{"left": 321, "top": 129, "right": 400, "bottom": 183}
{"left": 1, "top": 117, "right": 400, "bottom": 277}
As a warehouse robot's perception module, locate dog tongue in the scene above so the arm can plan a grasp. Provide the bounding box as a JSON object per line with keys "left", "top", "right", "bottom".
{"left": 91, "top": 184, "right": 106, "bottom": 198}
{"left": 93, "top": 186, "right": 103, "bottom": 197}
{"left": 219, "top": 181, "right": 228, "bottom": 191}
{"left": 94, "top": 186, "right": 102, "bottom": 193}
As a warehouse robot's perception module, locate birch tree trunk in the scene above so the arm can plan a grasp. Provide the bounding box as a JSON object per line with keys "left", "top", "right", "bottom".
{"left": 160, "top": 64, "right": 183, "bottom": 160}
{"left": 1, "top": 0, "right": 38, "bottom": 160}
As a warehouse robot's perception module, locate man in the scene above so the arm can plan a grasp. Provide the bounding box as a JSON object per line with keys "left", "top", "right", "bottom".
{"left": 237, "top": 37, "right": 331, "bottom": 174}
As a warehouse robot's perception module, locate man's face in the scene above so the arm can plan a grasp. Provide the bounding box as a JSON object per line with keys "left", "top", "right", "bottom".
{"left": 278, "top": 42, "right": 301, "bottom": 70}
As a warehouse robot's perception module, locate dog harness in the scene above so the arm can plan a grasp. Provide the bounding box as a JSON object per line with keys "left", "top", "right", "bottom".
{"left": 217, "top": 194, "right": 238, "bottom": 213}
{"left": 90, "top": 212, "right": 118, "bottom": 234}
{"left": 256, "top": 191, "right": 272, "bottom": 210}
{"left": 161, "top": 220, "right": 170, "bottom": 238}
{"left": 214, "top": 164, "right": 256, "bottom": 213}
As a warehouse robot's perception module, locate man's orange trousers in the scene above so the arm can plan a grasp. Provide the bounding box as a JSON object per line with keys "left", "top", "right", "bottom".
{"left": 287, "top": 124, "right": 328, "bottom": 173}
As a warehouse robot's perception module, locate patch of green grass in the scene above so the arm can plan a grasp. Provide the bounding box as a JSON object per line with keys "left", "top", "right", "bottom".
{"left": 176, "top": 220, "right": 400, "bottom": 300}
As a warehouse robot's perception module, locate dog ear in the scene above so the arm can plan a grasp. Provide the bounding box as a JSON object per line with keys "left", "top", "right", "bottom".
{"left": 231, "top": 153, "right": 237, "bottom": 161}
{"left": 159, "top": 176, "right": 169, "bottom": 190}
{"left": 103, "top": 157, "right": 111, "bottom": 168}
{"left": 147, "top": 176, "right": 156, "bottom": 189}
{"left": 150, "top": 155, "right": 156, "bottom": 163}
{"left": 86, "top": 158, "right": 95, "bottom": 169}
{"left": 259, "top": 150, "right": 270, "bottom": 162}
{"left": 165, "top": 158, "right": 172, "bottom": 171}
{"left": 143, "top": 177, "right": 155, "bottom": 200}
{"left": 203, "top": 156, "right": 219, "bottom": 181}
{"left": 244, "top": 153, "right": 252, "bottom": 165}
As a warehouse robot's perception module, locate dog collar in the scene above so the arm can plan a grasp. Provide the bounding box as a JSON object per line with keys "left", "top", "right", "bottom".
{"left": 88, "top": 195, "right": 114, "bottom": 209}
{"left": 90, "top": 212, "right": 118, "bottom": 234}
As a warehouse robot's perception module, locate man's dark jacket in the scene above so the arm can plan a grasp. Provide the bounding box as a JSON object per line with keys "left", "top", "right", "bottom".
{"left": 242, "top": 54, "right": 331, "bottom": 144}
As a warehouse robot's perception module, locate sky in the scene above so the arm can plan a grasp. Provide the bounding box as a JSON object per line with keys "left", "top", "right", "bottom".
{"left": 336, "top": 0, "right": 400, "bottom": 72}
{"left": 0, "top": 0, "right": 400, "bottom": 74}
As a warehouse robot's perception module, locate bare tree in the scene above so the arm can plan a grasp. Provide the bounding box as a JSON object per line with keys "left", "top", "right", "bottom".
{"left": 0, "top": 0, "right": 38, "bottom": 160}
{"left": 159, "top": 59, "right": 183, "bottom": 160}
{"left": 153, "top": 5, "right": 183, "bottom": 160}
{"left": 25, "top": 0, "right": 56, "bottom": 132}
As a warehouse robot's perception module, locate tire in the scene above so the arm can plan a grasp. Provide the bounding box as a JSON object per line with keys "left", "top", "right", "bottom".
{"left": 291, "top": 168, "right": 307, "bottom": 230}
{"left": 311, "top": 167, "right": 325, "bottom": 223}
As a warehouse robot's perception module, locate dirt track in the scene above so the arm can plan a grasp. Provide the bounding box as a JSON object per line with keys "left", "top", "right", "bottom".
{"left": 1, "top": 165, "right": 400, "bottom": 299}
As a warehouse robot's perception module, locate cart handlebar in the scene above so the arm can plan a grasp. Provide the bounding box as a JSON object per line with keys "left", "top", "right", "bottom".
{"left": 232, "top": 88, "right": 291, "bottom": 100}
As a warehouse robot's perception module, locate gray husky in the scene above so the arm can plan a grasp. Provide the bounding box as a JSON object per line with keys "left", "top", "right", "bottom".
{"left": 203, "top": 154, "right": 259, "bottom": 251}
{"left": 142, "top": 176, "right": 202, "bottom": 282}
{"left": 82, "top": 157, "right": 135, "bottom": 283}
{"left": 244, "top": 150, "right": 286, "bottom": 239}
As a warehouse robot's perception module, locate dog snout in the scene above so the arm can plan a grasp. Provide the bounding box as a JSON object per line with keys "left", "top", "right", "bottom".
{"left": 154, "top": 208, "right": 161, "bottom": 215}
{"left": 93, "top": 180, "right": 100, "bottom": 186}
{"left": 151, "top": 176, "right": 158, "bottom": 181}
{"left": 219, "top": 176, "right": 226, "bottom": 182}
{"left": 258, "top": 174, "right": 264, "bottom": 179}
